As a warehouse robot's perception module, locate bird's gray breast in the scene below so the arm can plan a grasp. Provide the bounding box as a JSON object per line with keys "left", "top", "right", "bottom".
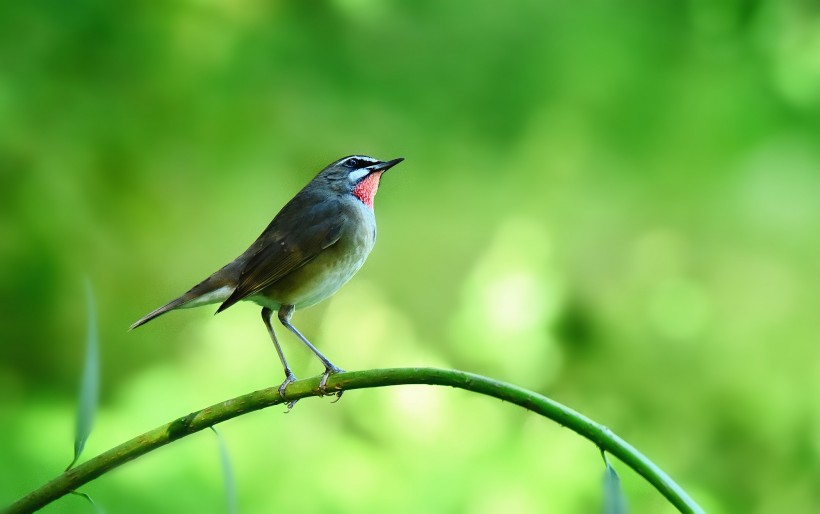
{"left": 258, "top": 198, "right": 376, "bottom": 309}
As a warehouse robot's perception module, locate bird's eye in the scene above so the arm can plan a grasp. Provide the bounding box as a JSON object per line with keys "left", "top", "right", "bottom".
{"left": 346, "top": 158, "right": 359, "bottom": 168}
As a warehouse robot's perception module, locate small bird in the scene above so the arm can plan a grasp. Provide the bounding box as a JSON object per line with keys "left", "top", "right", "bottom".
{"left": 131, "top": 155, "right": 404, "bottom": 399}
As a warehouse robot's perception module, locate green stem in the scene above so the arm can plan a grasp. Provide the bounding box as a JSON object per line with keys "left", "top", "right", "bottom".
{"left": 6, "top": 368, "right": 704, "bottom": 514}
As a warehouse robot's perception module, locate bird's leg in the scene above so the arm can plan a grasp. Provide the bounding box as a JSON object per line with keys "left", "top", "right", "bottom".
{"left": 262, "top": 307, "right": 298, "bottom": 410}
{"left": 278, "top": 305, "right": 344, "bottom": 399}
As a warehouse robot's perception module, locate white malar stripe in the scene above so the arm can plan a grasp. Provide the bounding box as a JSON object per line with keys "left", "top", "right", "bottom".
{"left": 183, "top": 285, "right": 234, "bottom": 308}
{"left": 348, "top": 168, "right": 371, "bottom": 182}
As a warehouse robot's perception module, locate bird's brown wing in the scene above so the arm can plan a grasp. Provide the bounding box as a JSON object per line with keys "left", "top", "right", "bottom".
{"left": 216, "top": 192, "right": 344, "bottom": 312}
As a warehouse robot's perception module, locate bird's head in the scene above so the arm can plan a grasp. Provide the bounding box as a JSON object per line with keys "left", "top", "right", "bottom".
{"left": 318, "top": 155, "right": 404, "bottom": 208}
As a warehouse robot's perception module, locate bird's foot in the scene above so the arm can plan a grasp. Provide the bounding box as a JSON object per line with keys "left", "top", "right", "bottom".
{"left": 278, "top": 372, "right": 298, "bottom": 412}
{"left": 319, "top": 366, "right": 345, "bottom": 401}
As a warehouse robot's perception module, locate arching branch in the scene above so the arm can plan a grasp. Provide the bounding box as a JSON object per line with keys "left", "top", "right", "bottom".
{"left": 7, "top": 368, "right": 704, "bottom": 514}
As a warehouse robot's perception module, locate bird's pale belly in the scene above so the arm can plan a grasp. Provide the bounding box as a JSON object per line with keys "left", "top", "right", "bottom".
{"left": 252, "top": 227, "right": 375, "bottom": 310}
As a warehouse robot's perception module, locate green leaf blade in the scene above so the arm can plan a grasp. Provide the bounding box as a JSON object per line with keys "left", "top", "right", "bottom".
{"left": 68, "top": 279, "right": 100, "bottom": 470}
{"left": 71, "top": 491, "right": 106, "bottom": 514}
{"left": 602, "top": 452, "right": 628, "bottom": 514}
{"left": 211, "top": 426, "right": 238, "bottom": 514}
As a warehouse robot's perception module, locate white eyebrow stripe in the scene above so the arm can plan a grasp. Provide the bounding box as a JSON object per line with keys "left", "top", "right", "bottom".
{"left": 349, "top": 155, "right": 379, "bottom": 165}
{"left": 348, "top": 168, "right": 371, "bottom": 182}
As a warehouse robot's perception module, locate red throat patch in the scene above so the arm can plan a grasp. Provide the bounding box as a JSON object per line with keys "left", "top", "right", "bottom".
{"left": 352, "top": 171, "right": 383, "bottom": 209}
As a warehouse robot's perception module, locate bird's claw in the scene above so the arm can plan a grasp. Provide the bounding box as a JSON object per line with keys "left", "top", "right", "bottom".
{"left": 278, "top": 372, "right": 298, "bottom": 412}
{"left": 319, "top": 366, "right": 344, "bottom": 398}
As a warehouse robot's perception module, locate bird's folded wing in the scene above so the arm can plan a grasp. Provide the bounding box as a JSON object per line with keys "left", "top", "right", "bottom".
{"left": 216, "top": 194, "right": 344, "bottom": 312}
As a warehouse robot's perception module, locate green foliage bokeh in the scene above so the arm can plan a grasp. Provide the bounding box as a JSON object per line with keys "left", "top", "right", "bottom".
{"left": 2, "top": 1, "right": 820, "bottom": 512}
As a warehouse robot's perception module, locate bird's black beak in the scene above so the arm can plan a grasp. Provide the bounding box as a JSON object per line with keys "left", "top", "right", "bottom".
{"left": 368, "top": 157, "right": 404, "bottom": 173}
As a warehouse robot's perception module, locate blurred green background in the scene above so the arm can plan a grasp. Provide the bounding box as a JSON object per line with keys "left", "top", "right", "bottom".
{"left": 2, "top": 0, "right": 820, "bottom": 512}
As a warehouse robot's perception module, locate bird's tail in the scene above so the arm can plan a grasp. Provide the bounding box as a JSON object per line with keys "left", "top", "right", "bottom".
{"left": 130, "top": 268, "right": 237, "bottom": 330}
{"left": 129, "top": 294, "right": 193, "bottom": 330}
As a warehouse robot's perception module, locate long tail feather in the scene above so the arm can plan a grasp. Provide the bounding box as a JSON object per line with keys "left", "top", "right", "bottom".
{"left": 129, "top": 294, "right": 193, "bottom": 330}
{"left": 130, "top": 268, "right": 238, "bottom": 330}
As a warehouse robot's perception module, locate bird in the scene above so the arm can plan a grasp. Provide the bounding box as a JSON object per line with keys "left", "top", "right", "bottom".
{"left": 131, "top": 154, "right": 404, "bottom": 400}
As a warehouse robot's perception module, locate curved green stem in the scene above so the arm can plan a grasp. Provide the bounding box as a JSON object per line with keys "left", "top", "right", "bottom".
{"left": 6, "top": 368, "right": 704, "bottom": 514}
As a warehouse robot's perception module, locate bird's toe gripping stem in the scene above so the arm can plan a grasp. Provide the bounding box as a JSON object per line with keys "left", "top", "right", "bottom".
{"left": 278, "top": 372, "right": 298, "bottom": 411}
{"left": 319, "top": 366, "right": 345, "bottom": 401}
